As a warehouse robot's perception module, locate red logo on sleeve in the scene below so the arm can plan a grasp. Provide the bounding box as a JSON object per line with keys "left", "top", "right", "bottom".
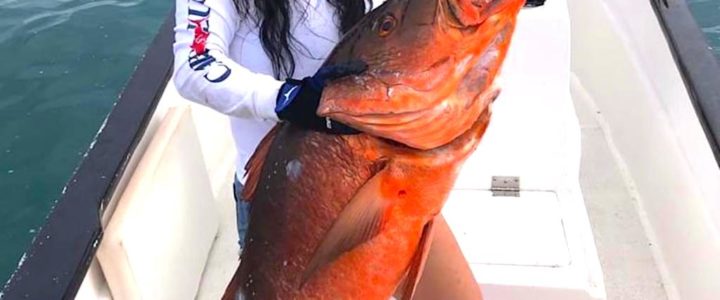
{"left": 190, "top": 19, "right": 209, "bottom": 54}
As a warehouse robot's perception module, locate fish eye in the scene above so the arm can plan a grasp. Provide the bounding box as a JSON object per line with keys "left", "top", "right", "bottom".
{"left": 377, "top": 15, "right": 397, "bottom": 37}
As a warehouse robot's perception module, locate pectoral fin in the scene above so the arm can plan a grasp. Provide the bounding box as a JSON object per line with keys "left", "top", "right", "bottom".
{"left": 241, "top": 124, "right": 282, "bottom": 201}
{"left": 301, "top": 159, "right": 390, "bottom": 286}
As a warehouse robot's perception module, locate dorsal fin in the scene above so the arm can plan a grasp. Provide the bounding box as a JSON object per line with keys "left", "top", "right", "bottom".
{"left": 241, "top": 124, "right": 282, "bottom": 201}
{"left": 301, "top": 159, "right": 390, "bottom": 286}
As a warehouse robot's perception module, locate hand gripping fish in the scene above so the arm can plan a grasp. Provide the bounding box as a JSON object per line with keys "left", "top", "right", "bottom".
{"left": 224, "top": 0, "right": 525, "bottom": 299}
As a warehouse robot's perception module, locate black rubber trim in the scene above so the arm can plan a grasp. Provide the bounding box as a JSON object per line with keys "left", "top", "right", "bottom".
{"left": 1, "top": 13, "right": 175, "bottom": 299}
{"left": 524, "top": 0, "right": 546, "bottom": 7}
{"left": 651, "top": 0, "right": 720, "bottom": 165}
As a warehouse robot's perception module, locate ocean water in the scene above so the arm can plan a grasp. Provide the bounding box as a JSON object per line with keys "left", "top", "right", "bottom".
{"left": 0, "top": 0, "right": 719, "bottom": 289}
{"left": 690, "top": 0, "right": 720, "bottom": 58}
{"left": 0, "top": 0, "right": 172, "bottom": 285}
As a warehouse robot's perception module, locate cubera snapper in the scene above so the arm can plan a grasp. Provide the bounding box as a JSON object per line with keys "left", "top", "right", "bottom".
{"left": 319, "top": 0, "right": 522, "bottom": 150}
{"left": 222, "top": 0, "right": 524, "bottom": 299}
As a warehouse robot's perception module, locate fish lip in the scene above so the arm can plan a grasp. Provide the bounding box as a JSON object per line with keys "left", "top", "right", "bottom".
{"left": 323, "top": 108, "right": 427, "bottom": 126}
{"left": 317, "top": 54, "right": 469, "bottom": 117}
{"left": 320, "top": 28, "right": 505, "bottom": 119}
{"left": 319, "top": 0, "right": 517, "bottom": 127}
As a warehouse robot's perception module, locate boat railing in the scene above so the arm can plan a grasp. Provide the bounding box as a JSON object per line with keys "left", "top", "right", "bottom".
{"left": 651, "top": 0, "right": 720, "bottom": 166}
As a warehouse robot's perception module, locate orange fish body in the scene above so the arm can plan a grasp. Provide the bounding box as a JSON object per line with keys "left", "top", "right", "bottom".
{"left": 224, "top": 0, "right": 524, "bottom": 298}
{"left": 227, "top": 108, "right": 491, "bottom": 299}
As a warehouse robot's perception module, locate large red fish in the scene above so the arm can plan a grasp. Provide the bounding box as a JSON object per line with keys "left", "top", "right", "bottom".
{"left": 223, "top": 0, "right": 524, "bottom": 299}
{"left": 319, "top": 0, "right": 523, "bottom": 149}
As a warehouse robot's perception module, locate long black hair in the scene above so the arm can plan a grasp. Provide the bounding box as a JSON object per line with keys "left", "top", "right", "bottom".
{"left": 234, "top": 0, "right": 370, "bottom": 79}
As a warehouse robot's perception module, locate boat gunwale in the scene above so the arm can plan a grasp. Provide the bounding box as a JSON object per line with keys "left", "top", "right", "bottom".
{"left": 649, "top": 0, "right": 720, "bottom": 166}
{"left": 1, "top": 13, "right": 175, "bottom": 300}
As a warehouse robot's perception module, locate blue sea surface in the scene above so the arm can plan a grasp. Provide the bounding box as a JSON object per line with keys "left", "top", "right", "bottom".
{"left": 689, "top": 0, "right": 720, "bottom": 59}
{"left": 0, "top": 0, "right": 172, "bottom": 285}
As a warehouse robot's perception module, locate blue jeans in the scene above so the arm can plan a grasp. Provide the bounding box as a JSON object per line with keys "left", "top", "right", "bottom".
{"left": 233, "top": 178, "right": 250, "bottom": 248}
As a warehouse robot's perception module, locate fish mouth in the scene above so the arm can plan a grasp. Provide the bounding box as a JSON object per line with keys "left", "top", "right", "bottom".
{"left": 319, "top": 22, "right": 506, "bottom": 110}
{"left": 319, "top": 24, "right": 510, "bottom": 150}
{"left": 317, "top": 0, "right": 522, "bottom": 149}
{"left": 323, "top": 28, "right": 503, "bottom": 115}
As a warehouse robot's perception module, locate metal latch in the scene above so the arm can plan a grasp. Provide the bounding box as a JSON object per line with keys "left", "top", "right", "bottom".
{"left": 491, "top": 176, "right": 520, "bottom": 197}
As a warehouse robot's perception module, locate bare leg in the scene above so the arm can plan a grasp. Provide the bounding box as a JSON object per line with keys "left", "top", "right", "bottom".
{"left": 413, "top": 214, "right": 483, "bottom": 300}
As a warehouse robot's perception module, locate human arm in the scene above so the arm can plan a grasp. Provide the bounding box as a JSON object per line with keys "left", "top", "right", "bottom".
{"left": 172, "top": 0, "right": 282, "bottom": 121}
{"left": 172, "top": 0, "right": 362, "bottom": 133}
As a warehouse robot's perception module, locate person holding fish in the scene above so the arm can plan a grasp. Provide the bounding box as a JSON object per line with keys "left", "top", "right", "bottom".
{"left": 174, "top": 0, "right": 525, "bottom": 298}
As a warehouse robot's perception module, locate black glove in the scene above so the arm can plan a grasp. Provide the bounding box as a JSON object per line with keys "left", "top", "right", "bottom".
{"left": 275, "top": 61, "right": 367, "bottom": 134}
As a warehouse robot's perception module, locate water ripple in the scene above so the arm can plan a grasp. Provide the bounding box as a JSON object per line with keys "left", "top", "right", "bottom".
{"left": 0, "top": 0, "right": 144, "bottom": 44}
{"left": 703, "top": 24, "right": 720, "bottom": 34}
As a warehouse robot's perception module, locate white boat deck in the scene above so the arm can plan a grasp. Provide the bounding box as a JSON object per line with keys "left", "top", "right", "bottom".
{"left": 195, "top": 169, "right": 239, "bottom": 300}
{"left": 572, "top": 80, "right": 667, "bottom": 300}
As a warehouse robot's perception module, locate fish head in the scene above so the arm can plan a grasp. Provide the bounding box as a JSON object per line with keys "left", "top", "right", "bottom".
{"left": 318, "top": 0, "right": 524, "bottom": 150}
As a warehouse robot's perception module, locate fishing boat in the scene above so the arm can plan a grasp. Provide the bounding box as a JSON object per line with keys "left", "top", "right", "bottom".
{"left": 3, "top": 0, "right": 719, "bottom": 299}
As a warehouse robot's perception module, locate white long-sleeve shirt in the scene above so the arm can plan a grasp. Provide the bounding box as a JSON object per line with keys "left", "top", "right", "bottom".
{"left": 173, "top": 0, "right": 345, "bottom": 180}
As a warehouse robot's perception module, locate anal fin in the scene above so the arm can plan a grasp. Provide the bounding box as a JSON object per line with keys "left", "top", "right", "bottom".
{"left": 241, "top": 124, "right": 282, "bottom": 201}
{"left": 395, "top": 217, "right": 436, "bottom": 300}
